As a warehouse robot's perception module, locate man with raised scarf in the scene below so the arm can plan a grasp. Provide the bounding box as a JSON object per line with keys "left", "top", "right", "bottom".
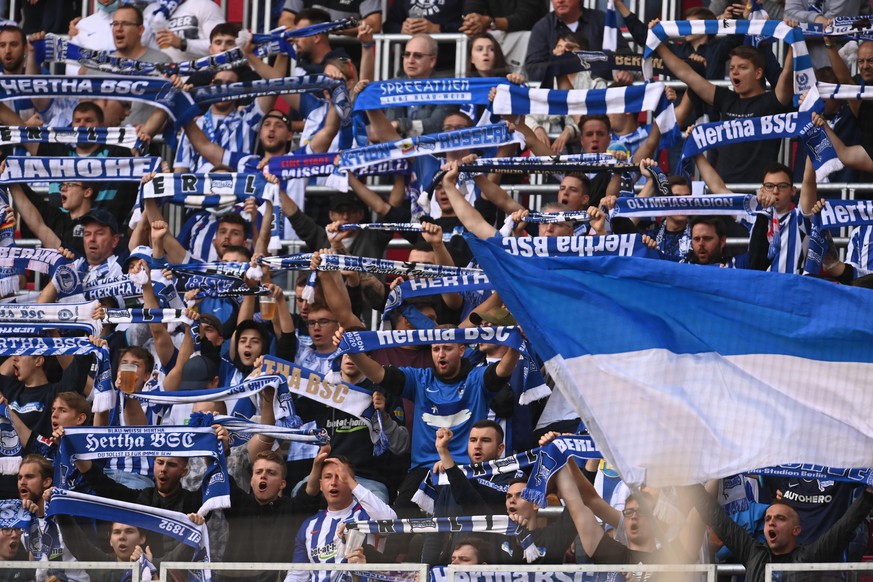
{"left": 421, "top": 421, "right": 517, "bottom": 564}
{"left": 287, "top": 454, "right": 396, "bottom": 582}
{"left": 71, "top": 452, "right": 204, "bottom": 563}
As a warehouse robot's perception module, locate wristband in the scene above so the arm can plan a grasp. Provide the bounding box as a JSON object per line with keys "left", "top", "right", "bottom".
{"left": 361, "top": 42, "right": 375, "bottom": 49}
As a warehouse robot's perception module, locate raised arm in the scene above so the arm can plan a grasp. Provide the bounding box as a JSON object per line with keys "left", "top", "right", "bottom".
{"left": 695, "top": 152, "right": 732, "bottom": 194}
{"left": 774, "top": 45, "right": 794, "bottom": 108}
{"left": 7, "top": 184, "right": 59, "bottom": 248}
{"left": 313, "top": 250, "right": 363, "bottom": 330}
{"left": 655, "top": 42, "right": 716, "bottom": 106}
{"left": 332, "top": 326, "right": 386, "bottom": 384}
{"left": 555, "top": 454, "right": 606, "bottom": 557}
{"left": 143, "top": 196, "right": 189, "bottom": 264}
{"left": 442, "top": 160, "right": 497, "bottom": 239}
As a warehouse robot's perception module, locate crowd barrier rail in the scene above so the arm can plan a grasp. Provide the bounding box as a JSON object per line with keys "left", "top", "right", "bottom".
{"left": 0, "top": 560, "right": 140, "bottom": 582}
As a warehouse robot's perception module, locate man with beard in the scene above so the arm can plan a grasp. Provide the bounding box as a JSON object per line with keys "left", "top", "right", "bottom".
{"left": 182, "top": 106, "right": 340, "bottom": 241}
{"left": 17, "top": 455, "right": 89, "bottom": 582}
{"left": 174, "top": 37, "right": 289, "bottom": 173}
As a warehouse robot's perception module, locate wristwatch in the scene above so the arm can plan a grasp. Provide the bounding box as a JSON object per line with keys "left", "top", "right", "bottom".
{"left": 489, "top": 16, "right": 497, "bottom": 30}
{"left": 180, "top": 38, "right": 188, "bottom": 52}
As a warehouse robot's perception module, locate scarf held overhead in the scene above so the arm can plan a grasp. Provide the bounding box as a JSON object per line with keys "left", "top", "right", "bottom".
{"left": 0, "top": 157, "right": 160, "bottom": 183}
{"left": 57, "top": 426, "right": 230, "bottom": 515}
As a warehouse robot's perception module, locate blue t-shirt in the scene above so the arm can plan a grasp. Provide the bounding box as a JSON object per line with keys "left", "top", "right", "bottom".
{"left": 400, "top": 364, "right": 493, "bottom": 469}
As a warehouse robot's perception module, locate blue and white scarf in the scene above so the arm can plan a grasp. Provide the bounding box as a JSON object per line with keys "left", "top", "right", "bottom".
{"left": 0, "top": 337, "right": 113, "bottom": 411}
{"left": 804, "top": 213, "right": 828, "bottom": 276}
{"left": 336, "top": 223, "right": 461, "bottom": 243}
{"left": 750, "top": 464, "right": 873, "bottom": 487}
{"left": 130, "top": 374, "right": 294, "bottom": 425}
{"left": 799, "top": 16, "right": 873, "bottom": 39}
{"left": 338, "top": 124, "right": 515, "bottom": 171}
{"left": 383, "top": 273, "right": 492, "bottom": 320}
{"left": 604, "top": 0, "right": 618, "bottom": 52}
{"left": 187, "top": 412, "right": 329, "bottom": 447}
{"left": 37, "top": 32, "right": 294, "bottom": 78}
{"left": 412, "top": 449, "right": 538, "bottom": 515}
{"left": 170, "top": 261, "right": 253, "bottom": 279}
{"left": 345, "top": 515, "right": 540, "bottom": 563}
{"left": 491, "top": 82, "right": 677, "bottom": 134}
{"left": 679, "top": 112, "right": 841, "bottom": 181}
{"left": 611, "top": 194, "right": 761, "bottom": 218}
{"left": 817, "top": 199, "right": 873, "bottom": 229}
{"left": 103, "top": 308, "right": 194, "bottom": 327}
{"left": 0, "top": 156, "right": 160, "bottom": 183}
{"left": 500, "top": 234, "right": 663, "bottom": 259}
{"left": 458, "top": 153, "right": 636, "bottom": 175}
{"left": 523, "top": 436, "right": 601, "bottom": 507}
{"left": 0, "top": 404, "right": 21, "bottom": 475}
{"left": 0, "top": 76, "right": 194, "bottom": 122}
{"left": 182, "top": 275, "right": 269, "bottom": 299}
{"left": 260, "top": 253, "right": 484, "bottom": 278}
{"left": 46, "top": 488, "right": 210, "bottom": 581}
{"left": 354, "top": 78, "right": 505, "bottom": 111}
{"left": 0, "top": 500, "right": 32, "bottom": 528}
{"left": 251, "top": 17, "right": 358, "bottom": 43}
{"left": 644, "top": 20, "right": 815, "bottom": 102}
{"left": 187, "top": 75, "right": 350, "bottom": 124}
{"left": 57, "top": 426, "right": 230, "bottom": 515}
{"left": 258, "top": 355, "right": 388, "bottom": 452}
{"left": 140, "top": 173, "right": 279, "bottom": 207}
{"left": 0, "top": 247, "right": 67, "bottom": 275}
{"left": 83, "top": 276, "right": 144, "bottom": 302}
{"left": 0, "top": 301, "right": 102, "bottom": 335}
{"left": 0, "top": 125, "right": 142, "bottom": 150}
{"left": 339, "top": 326, "right": 527, "bottom": 355}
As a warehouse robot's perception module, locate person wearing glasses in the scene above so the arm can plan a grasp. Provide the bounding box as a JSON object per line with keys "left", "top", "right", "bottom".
{"left": 376, "top": 34, "right": 455, "bottom": 138}
{"left": 80, "top": 5, "right": 170, "bottom": 128}
{"left": 694, "top": 153, "right": 813, "bottom": 273}
{"left": 553, "top": 446, "right": 703, "bottom": 567}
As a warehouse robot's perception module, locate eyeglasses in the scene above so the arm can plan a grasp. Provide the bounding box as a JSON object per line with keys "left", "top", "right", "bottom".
{"left": 306, "top": 318, "right": 338, "bottom": 328}
{"left": 402, "top": 51, "right": 433, "bottom": 60}
{"left": 110, "top": 21, "right": 139, "bottom": 28}
{"left": 622, "top": 508, "right": 641, "bottom": 517}
{"left": 0, "top": 528, "right": 21, "bottom": 536}
{"left": 60, "top": 182, "right": 84, "bottom": 190}
{"left": 761, "top": 182, "right": 792, "bottom": 192}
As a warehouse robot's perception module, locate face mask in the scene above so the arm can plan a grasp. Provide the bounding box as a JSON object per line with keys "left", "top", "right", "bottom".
{"left": 96, "top": 0, "right": 119, "bottom": 13}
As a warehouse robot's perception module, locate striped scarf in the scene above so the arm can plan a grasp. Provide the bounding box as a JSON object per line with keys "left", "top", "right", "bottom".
{"left": 260, "top": 253, "right": 484, "bottom": 278}
{"left": 412, "top": 449, "right": 539, "bottom": 514}
{"left": 491, "top": 82, "right": 677, "bottom": 134}
{"left": 0, "top": 125, "right": 142, "bottom": 150}
{"left": 458, "top": 153, "right": 636, "bottom": 175}
{"left": 338, "top": 124, "right": 516, "bottom": 170}
{"left": 523, "top": 436, "right": 600, "bottom": 507}
{"left": 644, "top": 20, "right": 815, "bottom": 103}
{"left": 0, "top": 247, "right": 67, "bottom": 275}
{"left": 46, "top": 488, "right": 210, "bottom": 581}
{"left": 140, "top": 173, "right": 279, "bottom": 207}
{"left": 129, "top": 374, "right": 294, "bottom": 425}
{"left": 345, "top": 516, "right": 540, "bottom": 563}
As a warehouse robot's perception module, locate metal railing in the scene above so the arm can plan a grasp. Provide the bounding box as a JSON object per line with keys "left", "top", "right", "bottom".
{"left": 161, "top": 561, "right": 430, "bottom": 582}
{"left": 0, "top": 560, "right": 140, "bottom": 582}
{"left": 0, "top": 560, "right": 837, "bottom": 582}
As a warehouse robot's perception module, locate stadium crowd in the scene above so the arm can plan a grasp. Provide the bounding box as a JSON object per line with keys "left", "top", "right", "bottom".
{"left": 0, "top": 0, "right": 867, "bottom": 581}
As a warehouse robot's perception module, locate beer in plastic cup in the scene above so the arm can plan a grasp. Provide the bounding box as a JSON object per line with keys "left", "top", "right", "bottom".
{"left": 260, "top": 296, "right": 277, "bottom": 321}
{"left": 119, "top": 363, "right": 138, "bottom": 394}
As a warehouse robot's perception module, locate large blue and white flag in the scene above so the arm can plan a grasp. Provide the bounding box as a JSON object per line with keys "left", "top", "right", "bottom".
{"left": 468, "top": 235, "right": 873, "bottom": 487}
